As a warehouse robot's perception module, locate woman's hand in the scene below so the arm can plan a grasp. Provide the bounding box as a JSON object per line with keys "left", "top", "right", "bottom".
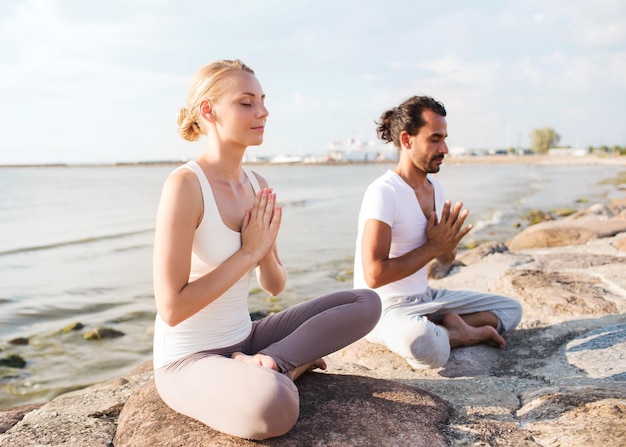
{"left": 240, "top": 188, "right": 282, "bottom": 262}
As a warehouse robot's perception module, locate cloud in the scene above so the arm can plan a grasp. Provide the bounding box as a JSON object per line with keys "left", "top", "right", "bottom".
{"left": 1, "top": 0, "right": 625, "bottom": 164}
{"left": 569, "top": 0, "right": 626, "bottom": 47}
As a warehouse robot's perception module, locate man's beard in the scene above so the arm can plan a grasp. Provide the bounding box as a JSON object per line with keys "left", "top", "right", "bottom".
{"left": 427, "top": 155, "right": 444, "bottom": 173}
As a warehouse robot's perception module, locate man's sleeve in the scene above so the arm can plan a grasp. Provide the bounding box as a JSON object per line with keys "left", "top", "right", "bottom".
{"left": 360, "top": 182, "right": 396, "bottom": 227}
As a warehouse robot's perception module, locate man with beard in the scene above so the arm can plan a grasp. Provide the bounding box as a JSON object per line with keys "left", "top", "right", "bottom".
{"left": 353, "top": 96, "right": 522, "bottom": 369}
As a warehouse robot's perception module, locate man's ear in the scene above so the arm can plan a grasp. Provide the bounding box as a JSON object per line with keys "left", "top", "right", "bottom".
{"left": 400, "top": 131, "right": 412, "bottom": 149}
{"left": 199, "top": 100, "right": 215, "bottom": 122}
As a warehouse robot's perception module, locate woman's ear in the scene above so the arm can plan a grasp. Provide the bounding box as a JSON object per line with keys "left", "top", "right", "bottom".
{"left": 199, "top": 100, "right": 214, "bottom": 122}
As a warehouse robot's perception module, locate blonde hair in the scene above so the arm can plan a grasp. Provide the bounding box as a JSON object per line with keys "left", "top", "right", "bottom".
{"left": 177, "top": 59, "right": 255, "bottom": 142}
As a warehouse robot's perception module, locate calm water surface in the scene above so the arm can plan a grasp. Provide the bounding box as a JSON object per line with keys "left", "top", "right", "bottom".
{"left": 0, "top": 161, "right": 624, "bottom": 407}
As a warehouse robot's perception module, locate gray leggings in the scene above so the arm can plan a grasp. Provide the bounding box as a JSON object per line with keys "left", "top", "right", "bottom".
{"left": 154, "top": 289, "right": 380, "bottom": 440}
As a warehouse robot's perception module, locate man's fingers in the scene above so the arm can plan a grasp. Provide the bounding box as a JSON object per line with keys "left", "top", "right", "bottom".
{"left": 448, "top": 201, "right": 464, "bottom": 221}
{"left": 440, "top": 200, "right": 452, "bottom": 223}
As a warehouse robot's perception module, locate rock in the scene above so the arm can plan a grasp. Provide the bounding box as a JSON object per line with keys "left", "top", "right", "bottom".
{"left": 566, "top": 324, "right": 626, "bottom": 379}
{"left": 83, "top": 327, "right": 125, "bottom": 340}
{"left": 457, "top": 240, "right": 509, "bottom": 265}
{"left": 114, "top": 374, "right": 451, "bottom": 447}
{"left": 518, "top": 388, "right": 626, "bottom": 447}
{"left": 507, "top": 269, "right": 619, "bottom": 321}
{"left": 8, "top": 337, "right": 29, "bottom": 346}
{"left": 59, "top": 322, "right": 84, "bottom": 334}
{"left": 2, "top": 200, "right": 626, "bottom": 447}
{"left": 508, "top": 222, "right": 599, "bottom": 250}
{"left": 508, "top": 201, "right": 626, "bottom": 250}
{"left": 427, "top": 259, "right": 464, "bottom": 279}
{"left": 0, "top": 403, "right": 43, "bottom": 434}
{"left": 0, "top": 354, "right": 26, "bottom": 368}
{"left": 0, "top": 362, "right": 153, "bottom": 447}
{"left": 428, "top": 241, "right": 510, "bottom": 279}
{"left": 616, "top": 235, "right": 626, "bottom": 251}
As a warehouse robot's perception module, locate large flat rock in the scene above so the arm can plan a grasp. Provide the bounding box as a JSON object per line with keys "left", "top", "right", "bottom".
{"left": 114, "top": 373, "right": 451, "bottom": 447}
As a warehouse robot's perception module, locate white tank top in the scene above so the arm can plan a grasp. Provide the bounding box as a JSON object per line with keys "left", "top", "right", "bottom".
{"left": 153, "top": 160, "right": 260, "bottom": 368}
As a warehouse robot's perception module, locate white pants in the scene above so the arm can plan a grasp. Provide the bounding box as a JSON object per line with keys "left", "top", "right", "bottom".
{"left": 366, "top": 287, "right": 522, "bottom": 369}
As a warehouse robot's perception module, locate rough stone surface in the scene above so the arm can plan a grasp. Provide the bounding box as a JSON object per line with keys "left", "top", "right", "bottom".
{"left": 508, "top": 197, "right": 626, "bottom": 250}
{"left": 0, "top": 403, "right": 43, "bottom": 434}
{"left": 114, "top": 374, "right": 451, "bottom": 447}
{"left": 0, "top": 363, "right": 153, "bottom": 447}
{"left": 1, "top": 200, "right": 625, "bottom": 447}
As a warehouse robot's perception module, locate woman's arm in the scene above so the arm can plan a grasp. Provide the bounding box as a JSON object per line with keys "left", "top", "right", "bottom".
{"left": 250, "top": 172, "right": 287, "bottom": 295}
{"left": 153, "top": 170, "right": 277, "bottom": 326}
{"left": 255, "top": 241, "right": 287, "bottom": 296}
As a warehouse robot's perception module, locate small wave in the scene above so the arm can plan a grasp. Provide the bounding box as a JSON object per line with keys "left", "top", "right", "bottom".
{"left": 472, "top": 210, "right": 503, "bottom": 232}
{"left": 0, "top": 229, "right": 154, "bottom": 257}
{"left": 280, "top": 199, "right": 309, "bottom": 208}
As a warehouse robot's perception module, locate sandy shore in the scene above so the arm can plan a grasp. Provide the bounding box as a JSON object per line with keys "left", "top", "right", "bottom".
{"left": 1, "top": 154, "right": 623, "bottom": 168}
{"left": 444, "top": 154, "right": 625, "bottom": 166}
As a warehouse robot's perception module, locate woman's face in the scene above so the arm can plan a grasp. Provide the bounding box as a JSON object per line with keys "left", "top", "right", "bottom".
{"left": 210, "top": 71, "right": 269, "bottom": 148}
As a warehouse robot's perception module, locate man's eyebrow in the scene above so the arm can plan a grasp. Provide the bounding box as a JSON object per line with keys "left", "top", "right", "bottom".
{"left": 430, "top": 132, "right": 447, "bottom": 138}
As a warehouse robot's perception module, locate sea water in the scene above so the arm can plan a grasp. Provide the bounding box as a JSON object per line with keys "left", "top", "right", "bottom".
{"left": 0, "top": 161, "right": 623, "bottom": 407}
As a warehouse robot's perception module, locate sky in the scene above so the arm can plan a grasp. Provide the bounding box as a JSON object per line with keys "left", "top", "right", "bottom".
{"left": 1, "top": 0, "right": 625, "bottom": 165}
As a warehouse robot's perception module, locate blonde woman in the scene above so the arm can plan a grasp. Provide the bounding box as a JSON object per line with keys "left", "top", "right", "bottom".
{"left": 152, "top": 59, "right": 380, "bottom": 440}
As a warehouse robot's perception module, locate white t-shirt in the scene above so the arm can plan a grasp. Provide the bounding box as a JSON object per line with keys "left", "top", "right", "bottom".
{"left": 353, "top": 170, "right": 445, "bottom": 301}
{"left": 153, "top": 161, "right": 259, "bottom": 368}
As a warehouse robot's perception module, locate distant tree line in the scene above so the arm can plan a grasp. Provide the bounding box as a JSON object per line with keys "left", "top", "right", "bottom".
{"left": 588, "top": 145, "right": 626, "bottom": 155}
{"left": 530, "top": 127, "right": 625, "bottom": 155}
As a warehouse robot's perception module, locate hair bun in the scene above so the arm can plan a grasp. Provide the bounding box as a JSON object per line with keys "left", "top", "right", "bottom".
{"left": 177, "top": 107, "right": 201, "bottom": 142}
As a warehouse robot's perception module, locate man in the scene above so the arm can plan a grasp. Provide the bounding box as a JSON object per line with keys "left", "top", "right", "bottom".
{"left": 353, "top": 95, "right": 522, "bottom": 369}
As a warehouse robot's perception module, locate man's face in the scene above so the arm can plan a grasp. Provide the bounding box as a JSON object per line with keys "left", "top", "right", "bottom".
{"left": 408, "top": 109, "right": 448, "bottom": 174}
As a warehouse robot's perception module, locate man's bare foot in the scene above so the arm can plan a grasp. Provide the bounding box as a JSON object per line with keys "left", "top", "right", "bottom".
{"left": 441, "top": 313, "right": 506, "bottom": 349}
{"left": 231, "top": 352, "right": 279, "bottom": 371}
{"left": 286, "top": 358, "right": 327, "bottom": 382}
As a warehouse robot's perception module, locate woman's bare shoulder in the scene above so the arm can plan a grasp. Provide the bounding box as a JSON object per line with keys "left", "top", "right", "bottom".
{"left": 249, "top": 169, "right": 270, "bottom": 189}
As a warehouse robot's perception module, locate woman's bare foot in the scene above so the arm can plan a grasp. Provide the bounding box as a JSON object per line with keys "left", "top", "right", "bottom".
{"left": 441, "top": 313, "right": 506, "bottom": 349}
{"left": 286, "top": 358, "right": 327, "bottom": 382}
{"left": 231, "top": 352, "right": 279, "bottom": 371}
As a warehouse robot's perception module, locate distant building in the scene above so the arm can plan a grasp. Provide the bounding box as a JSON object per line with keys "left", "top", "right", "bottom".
{"left": 547, "top": 147, "right": 589, "bottom": 157}
{"left": 448, "top": 147, "right": 470, "bottom": 156}
{"left": 269, "top": 155, "right": 304, "bottom": 164}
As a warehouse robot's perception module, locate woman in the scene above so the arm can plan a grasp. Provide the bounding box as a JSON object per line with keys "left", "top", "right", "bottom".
{"left": 152, "top": 59, "right": 381, "bottom": 440}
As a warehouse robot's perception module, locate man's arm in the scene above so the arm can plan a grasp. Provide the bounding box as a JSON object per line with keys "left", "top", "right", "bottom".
{"left": 361, "top": 201, "right": 472, "bottom": 289}
{"left": 436, "top": 248, "right": 457, "bottom": 266}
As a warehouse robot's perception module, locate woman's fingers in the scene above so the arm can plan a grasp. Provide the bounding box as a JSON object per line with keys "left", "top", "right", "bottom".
{"left": 253, "top": 188, "right": 269, "bottom": 221}
{"left": 244, "top": 189, "right": 281, "bottom": 248}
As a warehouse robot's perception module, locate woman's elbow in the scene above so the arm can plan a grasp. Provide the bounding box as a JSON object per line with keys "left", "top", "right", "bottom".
{"left": 263, "top": 279, "right": 286, "bottom": 297}
{"left": 160, "top": 312, "right": 183, "bottom": 327}
{"left": 157, "top": 307, "right": 182, "bottom": 327}
{"left": 155, "top": 294, "right": 183, "bottom": 327}
{"left": 258, "top": 270, "right": 287, "bottom": 297}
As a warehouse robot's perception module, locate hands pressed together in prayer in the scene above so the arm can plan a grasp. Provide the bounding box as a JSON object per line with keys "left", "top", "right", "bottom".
{"left": 426, "top": 200, "right": 473, "bottom": 265}
{"left": 240, "top": 188, "right": 282, "bottom": 262}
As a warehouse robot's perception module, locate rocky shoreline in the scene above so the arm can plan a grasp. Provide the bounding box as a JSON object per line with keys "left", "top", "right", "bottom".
{"left": 1, "top": 196, "right": 625, "bottom": 446}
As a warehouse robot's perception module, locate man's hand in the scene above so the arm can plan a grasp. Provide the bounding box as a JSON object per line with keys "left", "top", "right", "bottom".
{"left": 425, "top": 200, "right": 473, "bottom": 260}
